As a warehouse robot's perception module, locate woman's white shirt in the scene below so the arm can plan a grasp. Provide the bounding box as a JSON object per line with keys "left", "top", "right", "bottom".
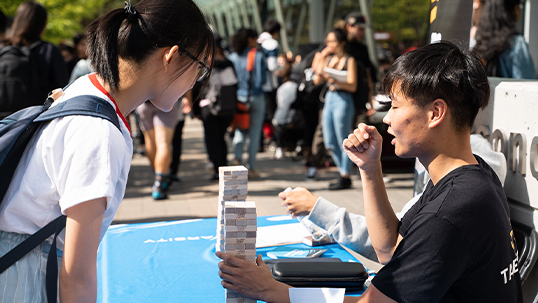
{"left": 0, "top": 74, "right": 133, "bottom": 250}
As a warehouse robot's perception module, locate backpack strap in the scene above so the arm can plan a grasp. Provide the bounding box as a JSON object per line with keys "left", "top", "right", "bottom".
{"left": 0, "top": 215, "right": 66, "bottom": 303}
{"left": 35, "top": 95, "right": 121, "bottom": 131}
{"left": 0, "top": 94, "right": 121, "bottom": 303}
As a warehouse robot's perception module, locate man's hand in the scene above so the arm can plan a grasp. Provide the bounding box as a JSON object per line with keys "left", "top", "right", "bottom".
{"left": 216, "top": 252, "right": 291, "bottom": 303}
{"left": 343, "top": 123, "right": 383, "bottom": 170}
{"left": 278, "top": 187, "right": 318, "bottom": 218}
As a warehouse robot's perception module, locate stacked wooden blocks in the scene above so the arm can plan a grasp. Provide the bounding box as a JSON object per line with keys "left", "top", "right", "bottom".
{"left": 217, "top": 166, "right": 257, "bottom": 303}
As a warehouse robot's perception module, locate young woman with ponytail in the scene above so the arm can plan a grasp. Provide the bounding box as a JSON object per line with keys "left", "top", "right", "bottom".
{"left": 0, "top": 0, "right": 214, "bottom": 301}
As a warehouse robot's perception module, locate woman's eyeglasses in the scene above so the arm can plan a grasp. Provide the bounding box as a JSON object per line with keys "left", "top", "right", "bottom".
{"left": 179, "top": 47, "right": 210, "bottom": 82}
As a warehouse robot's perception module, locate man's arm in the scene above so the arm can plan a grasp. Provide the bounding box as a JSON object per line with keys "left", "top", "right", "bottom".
{"left": 60, "top": 198, "right": 106, "bottom": 303}
{"left": 280, "top": 187, "right": 377, "bottom": 261}
{"left": 343, "top": 124, "right": 401, "bottom": 264}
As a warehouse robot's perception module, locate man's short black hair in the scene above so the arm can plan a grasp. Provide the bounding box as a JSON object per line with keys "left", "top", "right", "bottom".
{"left": 264, "top": 19, "right": 281, "bottom": 35}
{"left": 383, "top": 41, "right": 490, "bottom": 132}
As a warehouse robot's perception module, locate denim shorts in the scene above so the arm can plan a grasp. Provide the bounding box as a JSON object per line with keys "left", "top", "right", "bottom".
{"left": 0, "top": 231, "right": 62, "bottom": 303}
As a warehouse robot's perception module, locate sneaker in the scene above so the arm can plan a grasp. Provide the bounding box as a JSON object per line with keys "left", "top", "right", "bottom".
{"left": 232, "top": 158, "right": 242, "bottom": 166}
{"left": 328, "top": 176, "right": 352, "bottom": 190}
{"left": 274, "top": 147, "right": 283, "bottom": 159}
{"left": 306, "top": 167, "right": 317, "bottom": 180}
{"left": 152, "top": 173, "right": 171, "bottom": 200}
{"left": 152, "top": 189, "right": 168, "bottom": 200}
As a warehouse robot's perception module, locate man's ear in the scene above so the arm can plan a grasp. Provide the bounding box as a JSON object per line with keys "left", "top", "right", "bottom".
{"left": 429, "top": 98, "right": 448, "bottom": 129}
{"left": 162, "top": 45, "right": 179, "bottom": 72}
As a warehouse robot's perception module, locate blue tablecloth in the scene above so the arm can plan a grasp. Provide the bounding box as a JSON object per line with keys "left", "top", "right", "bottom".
{"left": 97, "top": 215, "right": 369, "bottom": 302}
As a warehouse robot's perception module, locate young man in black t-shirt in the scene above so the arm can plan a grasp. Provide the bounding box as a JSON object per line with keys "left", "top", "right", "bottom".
{"left": 342, "top": 41, "right": 522, "bottom": 302}
{"left": 215, "top": 41, "right": 522, "bottom": 303}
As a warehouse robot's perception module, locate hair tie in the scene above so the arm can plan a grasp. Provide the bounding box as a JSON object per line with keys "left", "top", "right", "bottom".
{"left": 124, "top": 0, "right": 137, "bottom": 22}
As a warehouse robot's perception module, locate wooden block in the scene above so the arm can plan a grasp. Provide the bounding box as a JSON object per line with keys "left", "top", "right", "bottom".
{"left": 226, "top": 290, "right": 239, "bottom": 298}
{"left": 220, "top": 184, "right": 248, "bottom": 191}
{"left": 225, "top": 225, "right": 256, "bottom": 232}
{"left": 236, "top": 219, "right": 247, "bottom": 227}
{"left": 220, "top": 194, "right": 248, "bottom": 201}
{"left": 220, "top": 179, "right": 248, "bottom": 186}
{"left": 221, "top": 189, "right": 248, "bottom": 196}
{"left": 219, "top": 165, "right": 248, "bottom": 174}
{"left": 220, "top": 175, "right": 248, "bottom": 181}
{"left": 225, "top": 237, "right": 256, "bottom": 244}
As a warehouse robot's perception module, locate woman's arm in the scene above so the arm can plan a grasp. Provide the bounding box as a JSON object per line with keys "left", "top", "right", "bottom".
{"left": 60, "top": 198, "right": 106, "bottom": 303}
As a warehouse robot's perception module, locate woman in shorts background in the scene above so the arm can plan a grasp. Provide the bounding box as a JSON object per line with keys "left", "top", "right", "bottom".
{"left": 136, "top": 101, "right": 180, "bottom": 200}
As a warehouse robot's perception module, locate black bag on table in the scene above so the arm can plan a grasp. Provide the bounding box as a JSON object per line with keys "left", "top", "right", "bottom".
{"left": 271, "top": 260, "right": 368, "bottom": 291}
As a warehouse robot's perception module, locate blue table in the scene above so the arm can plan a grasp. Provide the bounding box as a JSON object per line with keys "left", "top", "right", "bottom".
{"left": 97, "top": 216, "right": 369, "bottom": 302}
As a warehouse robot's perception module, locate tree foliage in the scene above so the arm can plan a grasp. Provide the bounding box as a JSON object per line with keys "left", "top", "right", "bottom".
{"left": 0, "top": 0, "right": 124, "bottom": 45}
{"left": 370, "top": 0, "right": 431, "bottom": 42}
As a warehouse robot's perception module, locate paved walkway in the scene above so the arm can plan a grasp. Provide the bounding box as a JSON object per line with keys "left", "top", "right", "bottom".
{"left": 113, "top": 116, "right": 415, "bottom": 271}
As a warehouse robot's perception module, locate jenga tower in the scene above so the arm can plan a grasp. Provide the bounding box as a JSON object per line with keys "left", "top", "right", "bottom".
{"left": 217, "top": 166, "right": 257, "bottom": 303}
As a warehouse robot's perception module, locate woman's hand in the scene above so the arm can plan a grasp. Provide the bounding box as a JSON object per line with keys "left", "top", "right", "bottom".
{"left": 343, "top": 123, "right": 383, "bottom": 170}
{"left": 216, "top": 252, "right": 291, "bottom": 303}
{"left": 279, "top": 187, "right": 318, "bottom": 218}
{"left": 60, "top": 198, "right": 106, "bottom": 303}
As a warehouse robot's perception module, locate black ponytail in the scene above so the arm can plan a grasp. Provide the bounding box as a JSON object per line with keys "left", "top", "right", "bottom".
{"left": 87, "top": 0, "right": 215, "bottom": 92}
{"left": 87, "top": 9, "right": 125, "bottom": 92}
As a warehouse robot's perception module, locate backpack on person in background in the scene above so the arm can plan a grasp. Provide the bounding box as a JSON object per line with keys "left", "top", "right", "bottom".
{"left": 293, "top": 49, "right": 325, "bottom": 111}
{"left": 0, "top": 94, "right": 121, "bottom": 303}
{"left": 205, "top": 61, "right": 239, "bottom": 117}
{"left": 231, "top": 48, "right": 256, "bottom": 130}
{"left": 0, "top": 41, "right": 44, "bottom": 114}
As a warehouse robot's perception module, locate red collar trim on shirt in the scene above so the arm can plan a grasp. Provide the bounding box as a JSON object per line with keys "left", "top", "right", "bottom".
{"left": 88, "top": 73, "right": 131, "bottom": 134}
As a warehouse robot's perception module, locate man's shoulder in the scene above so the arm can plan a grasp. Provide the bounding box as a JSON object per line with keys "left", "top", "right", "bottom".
{"left": 421, "top": 164, "right": 505, "bottom": 217}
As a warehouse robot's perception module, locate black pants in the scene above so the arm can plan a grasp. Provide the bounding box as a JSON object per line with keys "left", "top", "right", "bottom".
{"left": 170, "top": 119, "right": 185, "bottom": 176}
{"left": 274, "top": 124, "right": 302, "bottom": 150}
{"left": 201, "top": 106, "right": 234, "bottom": 173}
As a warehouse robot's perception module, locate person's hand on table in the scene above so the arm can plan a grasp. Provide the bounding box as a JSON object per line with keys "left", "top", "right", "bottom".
{"left": 278, "top": 187, "right": 318, "bottom": 218}
{"left": 215, "top": 252, "right": 291, "bottom": 303}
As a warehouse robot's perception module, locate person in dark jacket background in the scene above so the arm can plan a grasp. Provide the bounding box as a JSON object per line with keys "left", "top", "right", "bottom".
{"left": 2, "top": 1, "right": 68, "bottom": 105}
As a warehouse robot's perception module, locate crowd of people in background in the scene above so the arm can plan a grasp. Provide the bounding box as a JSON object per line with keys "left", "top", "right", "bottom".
{"left": 0, "top": 0, "right": 536, "bottom": 202}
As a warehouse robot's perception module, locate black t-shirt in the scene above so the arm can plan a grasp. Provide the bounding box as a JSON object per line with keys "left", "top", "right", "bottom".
{"left": 372, "top": 155, "right": 523, "bottom": 303}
